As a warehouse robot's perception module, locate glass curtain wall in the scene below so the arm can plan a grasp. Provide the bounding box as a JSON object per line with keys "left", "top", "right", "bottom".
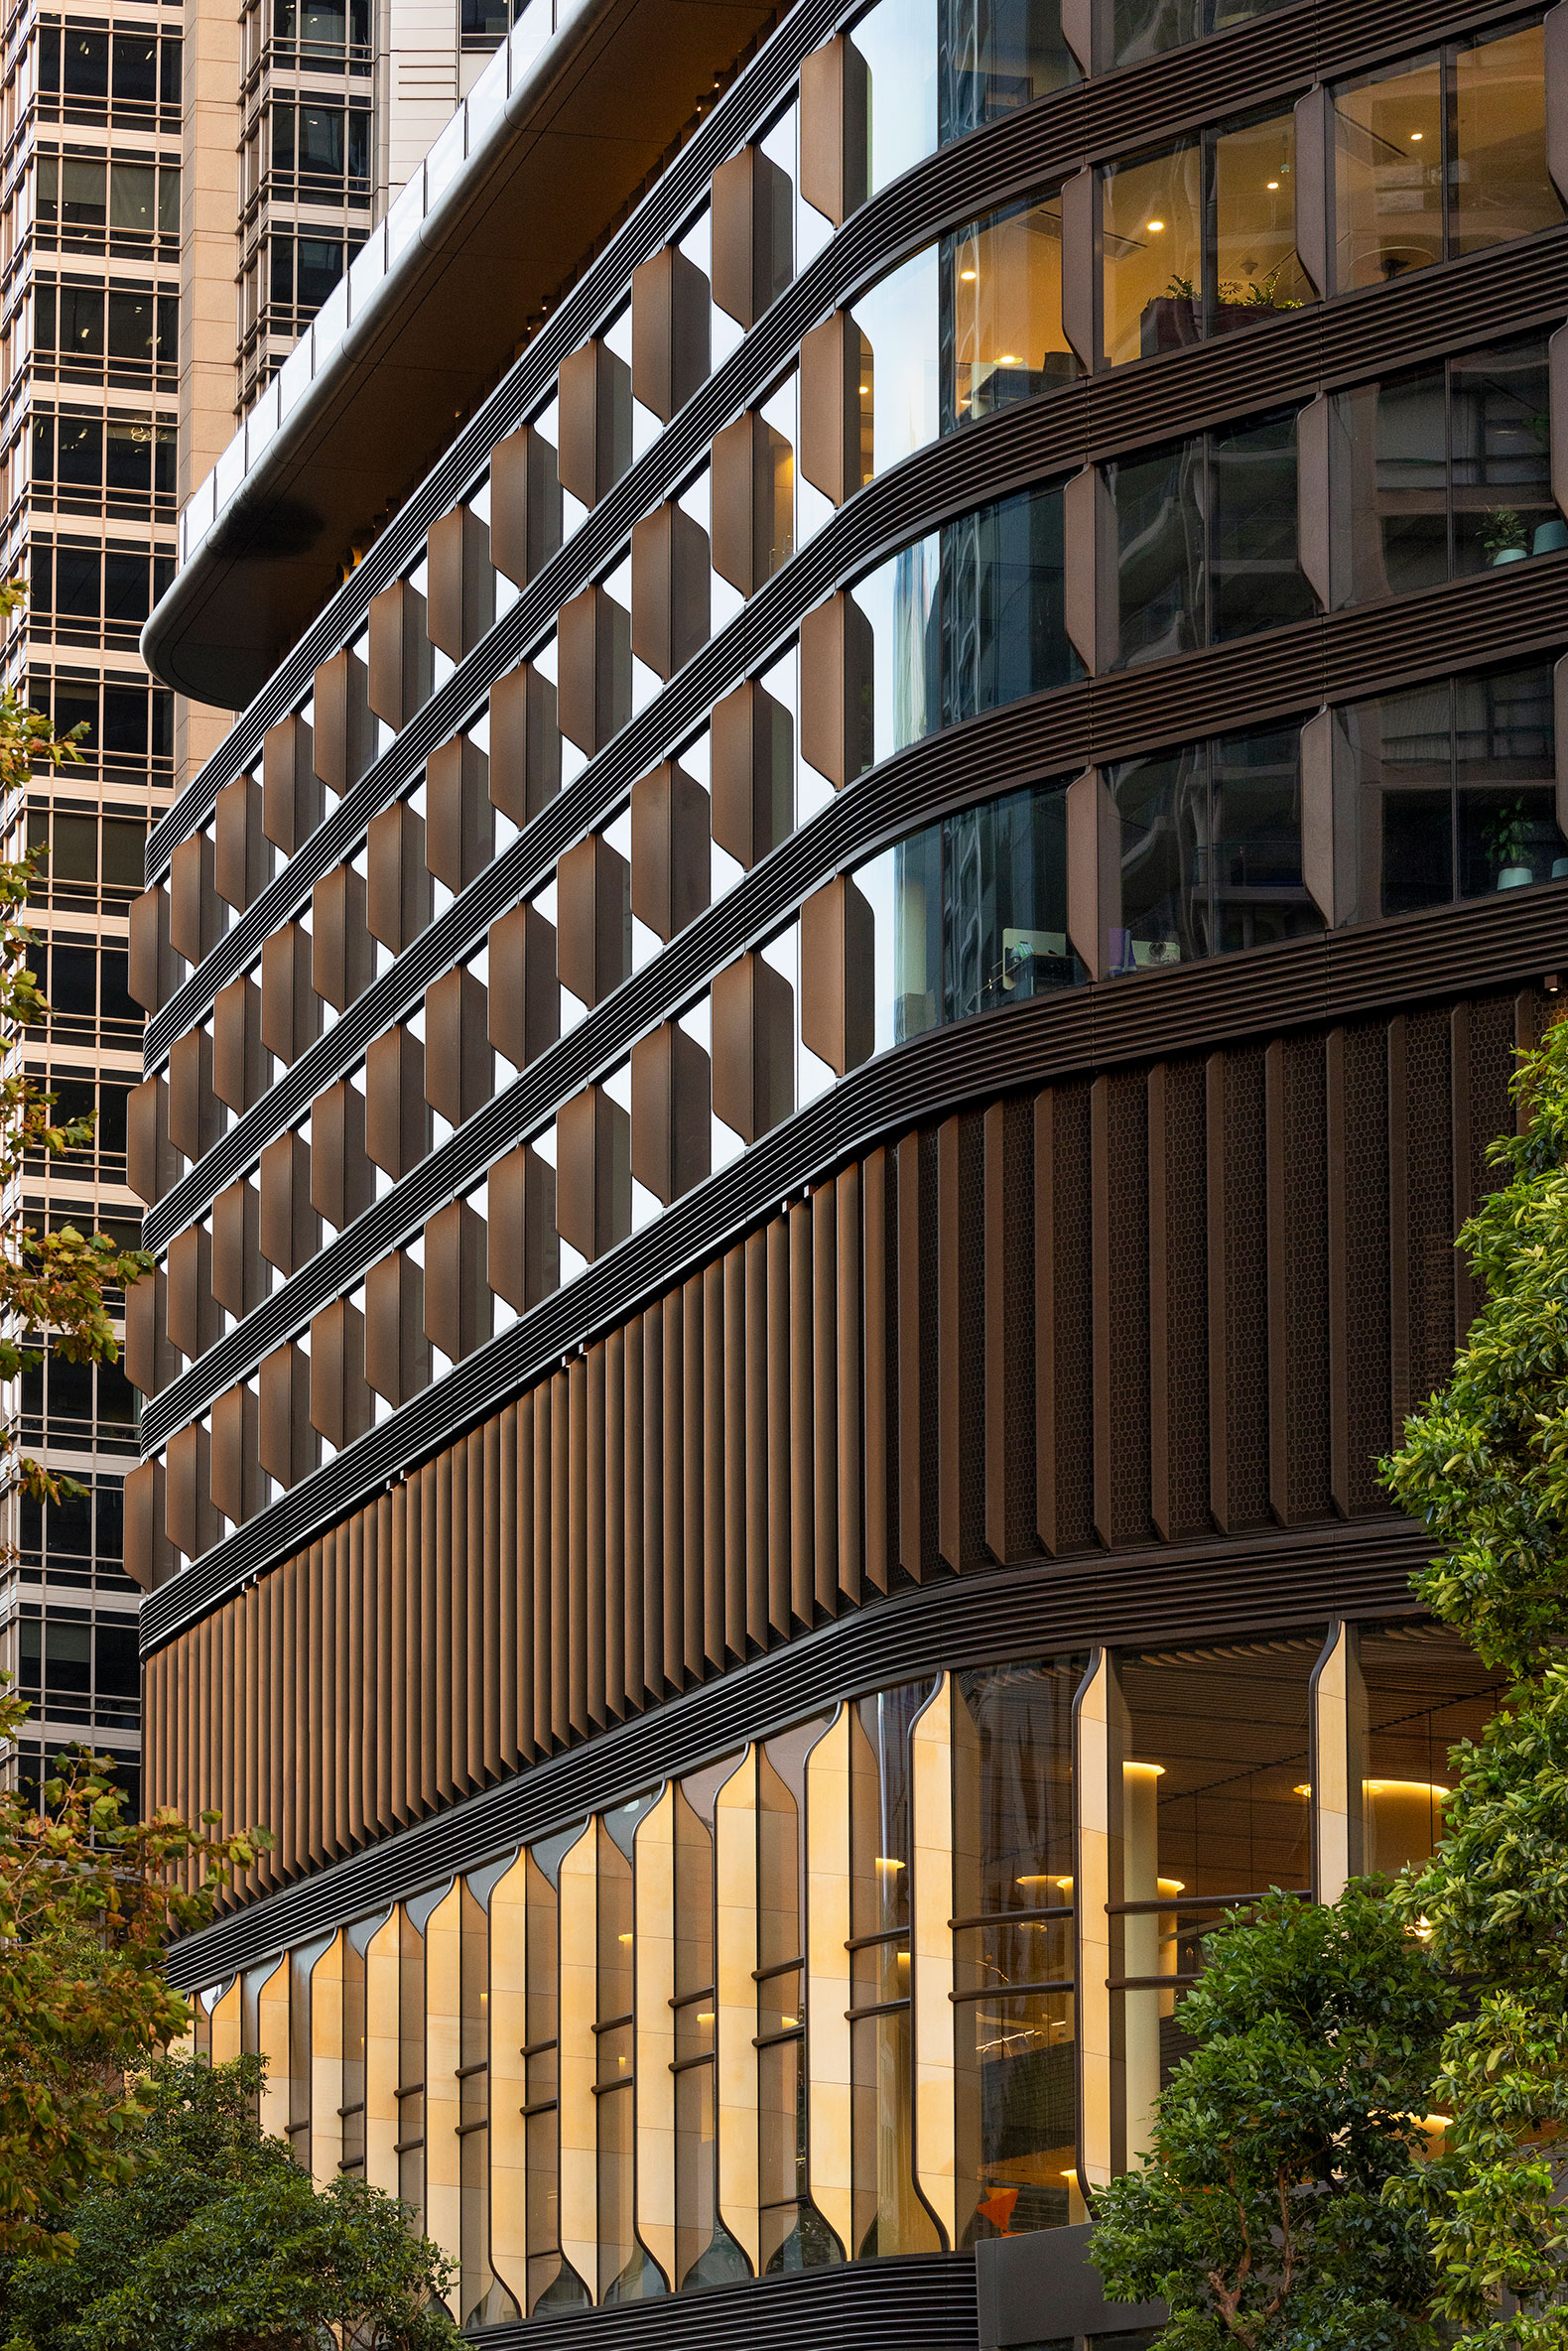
{"left": 1337, "top": 656, "right": 1565, "bottom": 919}
{"left": 1111, "top": 1637, "right": 1318, "bottom": 2170}
{"left": 843, "top": 0, "right": 1075, "bottom": 204}
{"left": 1108, "top": 408, "right": 1313, "bottom": 663}
{"left": 1102, "top": 108, "right": 1311, "bottom": 367}
{"left": 844, "top": 483, "right": 1078, "bottom": 780}
{"left": 525, "top": 1827, "right": 590, "bottom": 2312}
{"left": 952, "top": 1659, "right": 1086, "bottom": 2246}
{"left": 854, "top": 778, "right": 1081, "bottom": 1053}
{"left": 756, "top": 1718, "right": 842, "bottom": 2273}
{"left": 1330, "top": 331, "right": 1562, "bottom": 604}
{"left": 598, "top": 1798, "right": 665, "bottom": 2300}
{"left": 1108, "top": 723, "right": 1322, "bottom": 969}
{"left": 1103, "top": 0, "right": 1294, "bottom": 71}
{"left": 671, "top": 1763, "right": 748, "bottom": 2289}
{"left": 1332, "top": 16, "right": 1561, "bottom": 291}
{"left": 849, "top": 1681, "right": 943, "bottom": 2258}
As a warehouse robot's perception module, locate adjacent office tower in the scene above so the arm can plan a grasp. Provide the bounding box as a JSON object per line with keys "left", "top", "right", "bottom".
{"left": 0, "top": 0, "right": 470, "bottom": 1796}
{"left": 130, "top": 0, "right": 1563, "bottom": 2340}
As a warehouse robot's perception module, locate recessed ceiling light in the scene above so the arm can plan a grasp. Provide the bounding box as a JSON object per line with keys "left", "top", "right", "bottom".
{"left": 1266, "top": 179, "right": 1279, "bottom": 190}
{"left": 1146, "top": 218, "right": 1165, "bottom": 231}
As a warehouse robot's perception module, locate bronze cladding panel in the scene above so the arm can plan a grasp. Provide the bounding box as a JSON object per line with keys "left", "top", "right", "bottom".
{"left": 631, "top": 243, "right": 711, "bottom": 424}
{"left": 556, "top": 832, "right": 630, "bottom": 1009}
{"left": 488, "top": 661, "right": 561, "bottom": 826}
{"left": 169, "top": 831, "right": 215, "bottom": 965}
{"left": 311, "top": 863, "right": 373, "bottom": 1011}
{"left": 711, "top": 951, "right": 794, "bottom": 1142}
{"left": 629, "top": 1020, "right": 712, "bottom": 1205}
{"left": 261, "top": 713, "right": 320, "bottom": 854}
{"left": 426, "top": 505, "right": 494, "bottom": 661}
{"left": 212, "top": 976, "right": 263, "bottom": 1113}
{"left": 798, "top": 590, "right": 873, "bottom": 790}
{"left": 487, "top": 1141, "right": 560, "bottom": 1313}
{"left": 259, "top": 1129, "right": 315, "bottom": 1275}
{"left": 214, "top": 775, "right": 266, "bottom": 912}
{"left": 423, "top": 966, "right": 491, "bottom": 1128}
{"left": 210, "top": 1177, "right": 262, "bottom": 1318}
{"left": 487, "top": 901, "right": 559, "bottom": 1070}
{"left": 128, "top": 884, "right": 171, "bottom": 1012}
{"left": 425, "top": 734, "right": 494, "bottom": 893}
{"left": 365, "top": 1025, "right": 429, "bottom": 1178}
{"left": 309, "top": 1078, "right": 373, "bottom": 1229}
{"left": 489, "top": 422, "right": 564, "bottom": 589}
{"left": 555, "top": 1085, "right": 631, "bottom": 1262}
{"left": 799, "top": 872, "right": 874, "bottom": 1077}
{"left": 630, "top": 759, "right": 710, "bottom": 943}
{"left": 366, "top": 802, "right": 432, "bottom": 953}
{"left": 629, "top": 501, "right": 712, "bottom": 681}
{"left": 711, "top": 680, "right": 793, "bottom": 869}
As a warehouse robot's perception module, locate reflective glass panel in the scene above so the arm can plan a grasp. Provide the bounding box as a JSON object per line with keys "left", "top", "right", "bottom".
{"left": 943, "top": 196, "right": 1073, "bottom": 428}
{"left": 1453, "top": 22, "right": 1560, "bottom": 255}
{"left": 953, "top": 1659, "right": 1085, "bottom": 2247}
{"left": 1333, "top": 56, "right": 1443, "bottom": 290}
{"left": 938, "top": 0, "right": 1075, "bottom": 141}
{"left": 1102, "top": 141, "right": 1202, "bottom": 368}
{"left": 851, "top": 245, "right": 940, "bottom": 478}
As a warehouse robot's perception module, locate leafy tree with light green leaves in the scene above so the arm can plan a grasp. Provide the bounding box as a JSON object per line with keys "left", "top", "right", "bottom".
{"left": 1, "top": 2053, "right": 465, "bottom": 2351}
{"left": 1092, "top": 1012, "right": 1568, "bottom": 2348}
{"left": 1087, "top": 1885, "right": 1452, "bottom": 2351}
{"left": 0, "top": 1684, "right": 265, "bottom": 2262}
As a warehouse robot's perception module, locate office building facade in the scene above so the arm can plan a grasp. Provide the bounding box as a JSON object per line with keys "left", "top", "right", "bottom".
{"left": 131, "top": 0, "right": 1566, "bottom": 2335}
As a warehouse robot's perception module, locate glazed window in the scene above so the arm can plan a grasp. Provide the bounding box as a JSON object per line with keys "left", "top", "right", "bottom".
{"left": 853, "top": 776, "right": 1082, "bottom": 1053}
{"left": 844, "top": 192, "right": 1072, "bottom": 488}
{"left": 1330, "top": 331, "right": 1563, "bottom": 605}
{"left": 839, "top": 0, "right": 1074, "bottom": 209}
{"left": 1100, "top": 107, "right": 1311, "bottom": 370}
{"left": 952, "top": 1659, "right": 1086, "bottom": 2246}
{"left": 522, "top": 1826, "right": 589, "bottom": 2313}
{"left": 838, "top": 481, "right": 1077, "bottom": 785}
{"left": 1332, "top": 16, "right": 1561, "bottom": 293}
{"left": 1356, "top": 1625, "right": 1503, "bottom": 1878}
{"left": 756, "top": 1718, "right": 841, "bottom": 2274}
{"left": 1101, "top": 0, "right": 1293, "bottom": 70}
{"left": 1106, "top": 407, "right": 1314, "bottom": 666}
{"left": 672, "top": 1763, "right": 747, "bottom": 2290}
{"left": 1335, "top": 657, "right": 1566, "bottom": 921}
{"left": 596, "top": 1800, "right": 663, "bottom": 2300}
{"left": 1107, "top": 723, "right": 1323, "bottom": 972}
{"left": 849, "top": 1681, "right": 942, "bottom": 2259}
{"left": 1110, "top": 1636, "right": 1318, "bottom": 2172}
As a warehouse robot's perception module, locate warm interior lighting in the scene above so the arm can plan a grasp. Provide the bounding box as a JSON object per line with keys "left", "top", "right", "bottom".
{"left": 1266, "top": 179, "right": 1279, "bottom": 189}
{"left": 858, "top": 383, "right": 869, "bottom": 395}
{"left": 875, "top": 1856, "right": 905, "bottom": 1871}
{"left": 1367, "top": 1779, "right": 1449, "bottom": 1798}
{"left": 998, "top": 353, "right": 1018, "bottom": 364}
{"left": 1056, "top": 1876, "right": 1074, "bottom": 1892}
{"left": 1410, "top": 130, "right": 1423, "bottom": 139}
{"left": 618, "top": 1932, "right": 633, "bottom": 1944}
{"left": 1123, "top": 1761, "right": 1165, "bottom": 1778}
{"left": 697, "top": 2011, "right": 716, "bottom": 2024}
{"left": 779, "top": 2016, "right": 798, "bottom": 2027}
{"left": 1146, "top": 218, "right": 1165, "bottom": 231}
{"left": 960, "top": 267, "right": 978, "bottom": 280}
{"left": 1295, "top": 1783, "right": 1312, "bottom": 1796}
{"left": 1156, "top": 1877, "right": 1185, "bottom": 1895}
{"left": 1016, "top": 1874, "right": 1053, "bottom": 1888}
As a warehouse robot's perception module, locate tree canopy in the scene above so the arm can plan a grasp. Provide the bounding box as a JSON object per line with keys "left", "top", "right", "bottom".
{"left": 1, "top": 2055, "right": 465, "bottom": 2351}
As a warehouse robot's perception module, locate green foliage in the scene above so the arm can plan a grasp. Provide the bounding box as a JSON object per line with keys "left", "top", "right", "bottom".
{"left": 1090, "top": 1887, "right": 1452, "bottom": 2351}
{"left": 0, "top": 1684, "right": 265, "bottom": 2261}
{"left": 1384, "top": 1013, "right": 1568, "bottom": 1680}
{"left": 1, "top": 2054, "right": 464, "bottom": 2351}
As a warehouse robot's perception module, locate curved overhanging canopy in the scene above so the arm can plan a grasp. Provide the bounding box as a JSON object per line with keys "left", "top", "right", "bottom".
{"left": 143, "top": 0, "right": 773, "bottom": 710}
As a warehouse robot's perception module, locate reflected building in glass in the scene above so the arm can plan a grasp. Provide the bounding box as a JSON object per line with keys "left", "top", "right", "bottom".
{"left": 131, "top": 0, "right": 1567, "bottom": 2340}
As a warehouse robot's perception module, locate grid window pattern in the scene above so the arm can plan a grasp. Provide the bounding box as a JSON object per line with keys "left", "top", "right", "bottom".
{"left": 30, "top": 404, "right": 178, "bottom": 520}
{"left": 28, "top": 534, "right": 176, "bottom": 646}
{"left": 38, "top": 21, "right": 183, "bottom": 129}
{"left": 37, "top": 150, "right": 182, "bottom": 260}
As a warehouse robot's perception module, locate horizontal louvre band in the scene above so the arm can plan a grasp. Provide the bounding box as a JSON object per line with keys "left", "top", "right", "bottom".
{"left": 136, "top": 896, "right": 1568, "bottom": 1651}
{"left": 161, "top": 1512, "right": 1423, "bottom": 1982}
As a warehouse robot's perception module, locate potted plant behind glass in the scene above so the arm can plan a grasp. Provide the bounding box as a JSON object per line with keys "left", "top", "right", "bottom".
{"left": 1482, "top": 506, "right": 1530, "bottom": 565}
{"left": 1488, "top": 795, "right": 1535, "bottom": 887}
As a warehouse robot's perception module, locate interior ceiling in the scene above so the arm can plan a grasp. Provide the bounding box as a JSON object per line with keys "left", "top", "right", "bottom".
{"left": 144, "top": 0, "right": 774, "bottom": 713}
